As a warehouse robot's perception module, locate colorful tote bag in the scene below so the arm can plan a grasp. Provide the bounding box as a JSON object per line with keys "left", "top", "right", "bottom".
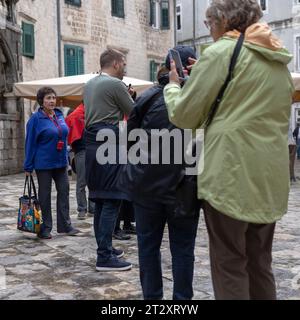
{"left": 17, "top": 175, "right": 43, "bottom": 234}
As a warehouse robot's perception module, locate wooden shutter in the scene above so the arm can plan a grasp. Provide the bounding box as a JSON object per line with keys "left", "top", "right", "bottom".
{"left": 65, "top": 0, "right": 81, "bottom": 6}
{"left": 150, "top": 60, "right": 158, "bottom": 82}
{"left": 77, "top": 47, "right": 84, "bottom": 75}
{"left": 112, "top": 0, "right": 124, "bottom": 18}
{"left": 149, "top": 0, "right": 156, "bottom": 26}
{"left": 22, "top": 22, "right": 35, "bottom": 58}
{"left": 64, "top": 45, "right": 84, "bottom": 76}
{"left": 161, "top": 0, "right": 169, "bottom": 29}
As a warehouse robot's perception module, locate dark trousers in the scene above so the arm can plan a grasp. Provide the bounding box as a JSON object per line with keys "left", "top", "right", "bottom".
{"left": 114, "top": 200, "right": 135, "bottom": 231}
{"left": 134, "top": 201, "right": 199, "bottom": 300}
{"left": 94, "top": 199, "right": 121, "bottom": 262}
{"left": 36, "top": 168, "right": 72, "bottom": 234}
{"left": 74, "top": 150, "right": 96, "bottom": 214}
{"left": 289, "top": 145, "right": 297, "bottom": 180}
{"left": 203, "top": 201, "right": 276, "bottom": 300}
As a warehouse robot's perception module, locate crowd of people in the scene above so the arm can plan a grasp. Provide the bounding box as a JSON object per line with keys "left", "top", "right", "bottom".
{"left": 23, "top": 0, "right": 296, "bottom": 300}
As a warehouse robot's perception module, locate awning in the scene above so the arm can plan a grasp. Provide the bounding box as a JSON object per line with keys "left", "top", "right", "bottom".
{"left": 13, "top": 73, "right": 154, "bottom": 108}
{"left": 291, "top": 72, "right": 300, "bottom": 102}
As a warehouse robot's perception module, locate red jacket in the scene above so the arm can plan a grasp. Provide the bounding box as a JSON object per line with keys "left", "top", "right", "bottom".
{"left": 65, "top": 103, "right": 85, "bottom": 146}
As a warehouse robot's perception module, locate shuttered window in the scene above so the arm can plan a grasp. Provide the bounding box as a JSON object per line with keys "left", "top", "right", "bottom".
{"left": 111, "top": 0, "right": 125, "bottom": 18}
{"left": 64, "top": 45, "right": 84, "bottom": 76}
{"left": 22, "top": 22, "right": 35, "bottom": 58}
{"left": 161, "top": 0, "right": 169, "bottom": 29}
{"left": 149, "top": 0, "right": 156, "bottom": 27}
{"left": 150, "top": 60, "right": 159, "bottom": 82}
{"left": 149, "top": 1, "right": 169, "bottom": 30}
{"left": 65, "top": 0, "right": 81, "bottom": 7}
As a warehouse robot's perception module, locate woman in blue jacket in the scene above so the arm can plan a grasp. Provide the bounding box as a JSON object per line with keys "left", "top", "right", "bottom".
{"left": 24, "top": 87, "right": 79, "bottom": 239}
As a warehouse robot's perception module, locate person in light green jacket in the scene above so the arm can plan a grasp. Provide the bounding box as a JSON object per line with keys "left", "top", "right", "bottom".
{"left": 164, "top": 0, "right": 294, "bottom": 300}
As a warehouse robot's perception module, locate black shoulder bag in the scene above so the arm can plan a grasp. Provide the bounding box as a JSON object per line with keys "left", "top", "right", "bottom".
{"left": 174, "top": 33, "right": 245, "bottom": 218}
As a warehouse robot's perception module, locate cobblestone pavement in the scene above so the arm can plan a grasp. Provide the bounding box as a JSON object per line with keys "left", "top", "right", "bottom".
{"left": 0, "top": 162, "right": 300, "bottom": 300}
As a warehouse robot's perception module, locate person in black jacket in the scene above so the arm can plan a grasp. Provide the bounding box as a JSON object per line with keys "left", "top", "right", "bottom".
{"left": 293, "top": 124, "right": 300, "bottom": 159}
{"left": 120, "top": 46, "right": 199, "bottom": 300}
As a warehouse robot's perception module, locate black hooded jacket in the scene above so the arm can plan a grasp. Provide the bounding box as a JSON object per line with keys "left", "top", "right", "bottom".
{"left": 119, "top": 78, "right": 185, "bottom": 205}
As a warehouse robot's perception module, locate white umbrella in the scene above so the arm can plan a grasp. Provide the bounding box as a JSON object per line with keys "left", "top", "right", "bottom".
{"left": 14, "top": 73, "right": 154, "bottom": 107}
{"left": 291, "top": 72, "right": 300, "bottom": 102}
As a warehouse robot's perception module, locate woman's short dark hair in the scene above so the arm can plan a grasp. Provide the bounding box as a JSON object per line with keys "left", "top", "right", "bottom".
{"left": 207, "top": 0, "right": 263, "bottom": 33}
{"left": 36, "top": 87, "right": 57, "bottom": 106}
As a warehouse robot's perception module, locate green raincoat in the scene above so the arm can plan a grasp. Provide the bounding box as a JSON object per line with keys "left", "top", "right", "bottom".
{"left": 164, "top": 35, "right": 294, "bottom": 224}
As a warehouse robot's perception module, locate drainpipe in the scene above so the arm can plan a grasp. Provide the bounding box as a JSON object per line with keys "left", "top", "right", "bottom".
{"left": 57, "top": 0, "right": 62, "bottom": 76}
{"left": 173, "top": 0, "right": 177, "bottom": 45}
{"left": 192, "top": 0, "right": 196, "bottom": 52}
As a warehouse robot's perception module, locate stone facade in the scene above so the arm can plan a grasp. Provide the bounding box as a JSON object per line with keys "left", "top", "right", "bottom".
{"left": 176, "top": 0, "right": 300, "bottom": 66}
{"left": 0, "top": 0, "right": 24, "bottom": 176}
{"left": 176, "top": 0, "right": 300, "bottom": 128}
{"left": 0, "top": 0, "right": 175, "bottom": 176}
{"left": 16, "top": 0, "right": 175, "bottom": 81}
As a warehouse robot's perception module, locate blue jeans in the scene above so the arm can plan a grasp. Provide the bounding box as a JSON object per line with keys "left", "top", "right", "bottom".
{"left": 94, "top": 199, "right": 121, "bottom": 262}
{"left": 134, "top": 201, "right": 199, "bottom": 300}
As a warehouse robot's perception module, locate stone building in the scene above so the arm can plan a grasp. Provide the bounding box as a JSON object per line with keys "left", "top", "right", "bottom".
{"left": 0, "top": 0, "right": 175, "bottom": 176}
{"left": 0, "top": 0, "right": 24, "bottom": 176}
{"left": 16, "top": 0, "right": 175, "bottom": 82}
{"left": 176, "top": 0, "right": 300, "bottom": 128}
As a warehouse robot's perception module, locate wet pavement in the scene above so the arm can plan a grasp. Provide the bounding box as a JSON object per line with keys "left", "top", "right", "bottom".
{"left": 0, "top": 162, "right": 300, "bottom": 300}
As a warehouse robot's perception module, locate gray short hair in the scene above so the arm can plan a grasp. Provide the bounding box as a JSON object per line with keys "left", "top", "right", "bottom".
{"left": 206, "top": 0, "right": 263, "bottom": 33}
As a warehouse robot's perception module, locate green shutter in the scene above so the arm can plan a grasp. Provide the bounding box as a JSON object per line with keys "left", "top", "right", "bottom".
{"left": 149, "top": 0, "right": 155, "bottom": 26}
{"left": 77, "top": 47, "right": 84, "bottom": 74}
{"left": 112, "top": 0, "right": 117, "bottom": 14}
{"left": 161, "top": 0, "right": 169, "bottom": 29}
{"left": 64, "top": 45, "right": 84, "bottom": 76}
{"left": 150, "top": 60, "right": 158, "bottom": 82}
{"left": 112, "top": 0, "right": 124, "bottom": 18}
{"left": 65, "top": 0, "right": 81, "bottom": 6}
{"left": 118, "top": 0, "right": 124, "bottom": 17}
{"left": 22, "top": 22, "right": 35, "bottom": 58}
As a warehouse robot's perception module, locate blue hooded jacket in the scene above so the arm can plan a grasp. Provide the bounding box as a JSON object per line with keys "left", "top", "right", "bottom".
{"left": 24, "top": 108, "right": 69, "bottom": 172}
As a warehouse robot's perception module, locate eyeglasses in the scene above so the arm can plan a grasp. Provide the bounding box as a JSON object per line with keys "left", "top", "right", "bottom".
{"left": 204, "top": 20, "right": 212, "bottom": 30}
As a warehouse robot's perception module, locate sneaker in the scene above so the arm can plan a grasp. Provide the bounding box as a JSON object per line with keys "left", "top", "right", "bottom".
{"left": 96, "top": 257, "right": 132, "bottom": 271}
{"left": 112, "top": 229, "right": 131, "bottom": 240}
{"left": 123, "top": 224, "right": 136, "bottom": 235}
{"left": 66, "top": 228, "right": 80, "bottom": 236}
{"left": 87, "top": 212, "right": 95, "bottom": 217}
{"left": 77, "top": 211, "right": 87, "bottom": 220}
{"left": 37, "top": 233, "right": 52, "bottom": 239}
{"left": 112, "top": 247, "right": 124, "bottom": 258}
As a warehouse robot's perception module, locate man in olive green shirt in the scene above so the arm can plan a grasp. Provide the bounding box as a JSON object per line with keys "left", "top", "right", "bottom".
{"left": 84, "top": 49, "right": 134, "bottom": 272}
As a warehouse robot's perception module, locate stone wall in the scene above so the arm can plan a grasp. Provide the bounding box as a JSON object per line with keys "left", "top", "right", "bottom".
{"left": 0, "top": 113, "right": 24, "bottom": 175}
{"left": 61, "top": 0, "right": 175, "bottom": 80}
{"left": 16, "top": 0, "right": 59, "bottom": 81}
{"left": 0, "top": 1, "right": 23, "bottom": 176}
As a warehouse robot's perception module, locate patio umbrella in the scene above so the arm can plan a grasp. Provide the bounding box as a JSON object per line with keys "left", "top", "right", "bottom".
{"left": 14, "top": 73, "right": 154, "bottom": 108}
{"left": 292, "top": 72, "right": 300, "bottom": 102}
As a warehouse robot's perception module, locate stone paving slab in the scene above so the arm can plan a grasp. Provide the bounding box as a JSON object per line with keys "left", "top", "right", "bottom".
{"left": 0, "top": 162, "right": 300, "bottom": 300}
